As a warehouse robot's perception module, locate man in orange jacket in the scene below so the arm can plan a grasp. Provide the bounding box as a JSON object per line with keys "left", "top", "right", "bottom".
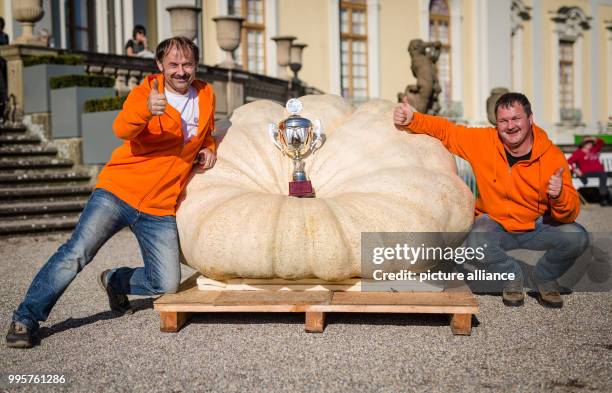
{"left": 394, "top": 92, "right": 588, "bottom": 308}
{"left": 7, "top": 37, "right": 216, "bottom": 348}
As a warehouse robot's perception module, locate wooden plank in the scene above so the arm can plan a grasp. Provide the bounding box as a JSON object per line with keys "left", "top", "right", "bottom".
{"left": 154, "top": 288, "right": 221, "bottom": 306}
{"left": 213, "top": 291, "right": 332, "bottom": 306}
{"left": 450, "top": 313, "right": 473, "bottom": 335}
{"left": 305, "top": 311, "right": 326, "bottom": 333}
{"left": 160, "top": 311, "right": 191, "bottom": 333}
{"left": 308, "top": 304, "right": 477, "bottom": 314}
{"left": 329, "top": 291, "right": 477, "bottom": 307}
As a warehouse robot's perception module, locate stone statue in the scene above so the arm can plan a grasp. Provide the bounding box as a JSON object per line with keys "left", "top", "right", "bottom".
{"left": 2, "top": 94, "right": 23, "bottom": 127}
{"left": 398, "top": 39, "right": 442, "bottom": 115}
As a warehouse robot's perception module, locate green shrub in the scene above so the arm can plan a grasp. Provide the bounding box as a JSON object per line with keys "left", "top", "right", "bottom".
{"left": 84, "top": 95, "right": 127, "bottom": 113}
{"left": 50, "top": 74, "right": 115, "bottom": 89}
{"left": 23, "top": 54, "right": 83, "bottom": 67}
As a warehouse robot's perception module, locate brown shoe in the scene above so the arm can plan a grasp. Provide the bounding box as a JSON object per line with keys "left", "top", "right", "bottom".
{"left": 502, "top": 278, "right": 524, "bottom": 307}
{"left": 535, "top": 279, "right": 563, "bottom": 308}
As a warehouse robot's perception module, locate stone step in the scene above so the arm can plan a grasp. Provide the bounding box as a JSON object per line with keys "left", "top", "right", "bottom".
{"left": 0, "top": 213, "right": 80, "bottom": 235}
{"left": 0, "top": 134, "right": 41, "bottom": 144}
{"left": 0, "top": 125, "right": 27, "bottom": 134}
{"left": 0, "top": 157, "right": 74, "bottom": 170}
{"left": 0, "top": 145, "right": 58, "bottom": 156}
{"left": 0, "top": 197, "right": 88, "bottom": 217}
{"left": 0, "top": 185, "right": 93, "bottom": 200}
{"left": 0, "top": 199, "right": 88, "bottom": 217}
{"left": 0, "top": 171, "right": 91, "bottom": 185}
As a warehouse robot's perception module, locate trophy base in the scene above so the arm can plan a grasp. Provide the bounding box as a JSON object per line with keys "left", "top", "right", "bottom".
{"left": 289, "top": 180, "right": 315, "bottom": 198}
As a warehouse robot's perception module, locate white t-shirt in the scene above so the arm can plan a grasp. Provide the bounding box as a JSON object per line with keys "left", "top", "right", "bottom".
{"left": 165, "top": 86, "right": 199, "bottom": 143}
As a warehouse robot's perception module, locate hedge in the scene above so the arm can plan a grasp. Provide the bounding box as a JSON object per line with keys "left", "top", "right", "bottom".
{"left": 23, "top": 54, "right": 83, "bottom": 67}
{"left": 49, "top": 74, "right": 115, "bottom": 89}
{"left": 84, "top": 95, "right": 127, "bottom": 113}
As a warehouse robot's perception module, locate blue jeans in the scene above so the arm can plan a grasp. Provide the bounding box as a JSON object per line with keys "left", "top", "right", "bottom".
{"left": 12, "top": 188, "right": 180, "bottom": 331}
{"left": 463, "top": 214, "right": 589, "bottom": 284}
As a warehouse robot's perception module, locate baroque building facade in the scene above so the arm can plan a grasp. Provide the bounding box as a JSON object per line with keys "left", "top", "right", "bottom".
{"left": 2, "top": 0, "right": 611, "bottom": 139}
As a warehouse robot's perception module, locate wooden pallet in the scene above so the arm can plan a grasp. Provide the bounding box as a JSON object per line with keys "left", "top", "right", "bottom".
{"left": 154, "top": 273, "right": 479, "bottom": 335}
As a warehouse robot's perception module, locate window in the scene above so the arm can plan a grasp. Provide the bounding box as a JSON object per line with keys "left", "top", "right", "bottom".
{"left": 228, "top": 0, "right": 266, "bottom": 74}
{"left": 429, "top": 0, "right": 451, "bottom": 107}
{"left": 65, "top": 0, "right": 96, "bottom": 51}
{"left": 340, "top": 0, "right": 368, "bottom": 103}
{"left": 559, "top": 40, "right": 574, "bottom": 110}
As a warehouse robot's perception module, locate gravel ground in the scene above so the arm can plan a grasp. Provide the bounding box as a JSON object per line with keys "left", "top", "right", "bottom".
{"left": 0, "top": 204, "right": 611, "bottom": 393}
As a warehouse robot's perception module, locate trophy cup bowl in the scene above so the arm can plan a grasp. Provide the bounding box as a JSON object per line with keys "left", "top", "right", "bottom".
{"left": 268, "top": 99, "right": 324, "bottom": 197}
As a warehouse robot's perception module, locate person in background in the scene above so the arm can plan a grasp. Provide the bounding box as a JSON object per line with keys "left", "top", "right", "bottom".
{"left": 125, "top": 25, "right": 154, "bottom": 58}
{"left": 568, "top": 136, "right": 611, "bottom": 206}
{"left": 0, "top": 17, "right": 9, "bottom": 45}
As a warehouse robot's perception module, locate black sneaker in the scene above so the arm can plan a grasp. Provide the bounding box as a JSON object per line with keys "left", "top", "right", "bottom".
{"left": 98, "top": 270, "right": 133, "bottom": 315}
{"left": 6, "top": 322, "right": 34, "bottom": 349}
{"left": 502, "top": 278, "right": 525, "bottom": 307}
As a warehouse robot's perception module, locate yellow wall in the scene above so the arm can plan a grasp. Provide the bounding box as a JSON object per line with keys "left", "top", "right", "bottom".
{"left": 378, "top": 0, "right": 420, "bottom": 102}
{"left": 460, "top": 0, "right": 476, "bottom": 120}
{"left": 278, "top": 0, "right": 332, "bottom": 94}
{"left": 0, "top": 0, "right": 4, "bottom": 19}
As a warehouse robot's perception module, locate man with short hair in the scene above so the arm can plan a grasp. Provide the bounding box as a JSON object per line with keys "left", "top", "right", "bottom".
{"left": 393, "top": 92, "right": 588, "bottom": 308}
{"left": 6, "top": 36, "right": 217, "bottom": 348}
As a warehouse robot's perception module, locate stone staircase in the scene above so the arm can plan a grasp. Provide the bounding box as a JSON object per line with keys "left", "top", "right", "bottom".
{"left": 0, "top": 125, "right": 93, "bottom": 236}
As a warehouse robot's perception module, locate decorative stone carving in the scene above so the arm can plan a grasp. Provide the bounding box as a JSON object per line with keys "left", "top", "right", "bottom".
{"left": 213, "top": 15, "right": 245, "bottom": 69}
{"left": 12, "top": 0, "right": 45, "bottom": 45}
{"left": 550, "top": 6, "right": 592, "bottom": 42}
{"left": 511, "top": 0, "right": 531, "bottom": 36}
{"left": 398, "top": 39, "right": 442, "bottom": 115}
{"left": 166, "top": 5, "right": 202, "bottom": 41}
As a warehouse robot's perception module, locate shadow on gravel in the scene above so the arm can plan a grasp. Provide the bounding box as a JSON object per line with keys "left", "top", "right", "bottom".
{"left": 185, "top": 312, "right": 479, "bottom": 330}
{"left": 37, "top": 298, "right": 153, "bottom": 340}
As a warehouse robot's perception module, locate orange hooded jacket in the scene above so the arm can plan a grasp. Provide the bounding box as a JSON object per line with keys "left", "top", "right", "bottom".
{"left": 95, "top": 74, "right": 216, "bottom": 216}
{"left": 405, "top": 112, "right": 580, "bottom": 232}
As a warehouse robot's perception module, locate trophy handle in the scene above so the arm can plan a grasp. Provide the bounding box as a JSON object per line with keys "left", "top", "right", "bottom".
{"left": 268, "top": 123, "right": 283, "bottom": 151}
{"left": 310, "top": 119, "right": 325, "bottom": 152}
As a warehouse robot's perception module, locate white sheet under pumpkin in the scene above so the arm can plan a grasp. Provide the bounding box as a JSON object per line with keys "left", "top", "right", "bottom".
{"left": 176, "top": 95, "right": 474, "bottom": 281}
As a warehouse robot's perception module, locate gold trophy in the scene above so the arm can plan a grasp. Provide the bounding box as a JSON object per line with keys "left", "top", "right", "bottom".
{"left": 268, "top": 99, "right": 325, "bottom": 197}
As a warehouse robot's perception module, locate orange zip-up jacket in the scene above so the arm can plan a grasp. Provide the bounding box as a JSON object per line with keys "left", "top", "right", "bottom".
{"left": 95, "top": 74, "right": 216, "bottom": 216}
{"left": 405, "top": 112, "right": 580, "bottom": 232}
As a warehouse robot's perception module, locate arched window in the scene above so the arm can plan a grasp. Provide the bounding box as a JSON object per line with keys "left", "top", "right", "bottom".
{"left": 429, "top": 0, "right": 451, "bottom": 109}
{"left": 228, "top": 0, "right": 266, "bottom": 74}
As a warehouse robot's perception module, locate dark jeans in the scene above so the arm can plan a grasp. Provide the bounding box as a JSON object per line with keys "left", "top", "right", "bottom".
{"left": 463, "top": 214, "right": 589, "bottom": 285}
{"left": 580, "top": 171, "right": 609, "bottom": 199}
{"left": 12, "top": 188, "right": 180, "bottom": 331}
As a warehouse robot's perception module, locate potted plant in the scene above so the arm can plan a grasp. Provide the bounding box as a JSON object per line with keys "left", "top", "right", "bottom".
{"left": 49, "top": 74, "right": 115, "bottom": 138}
{"left": 81, "top": 96, "right": 127, "bottom": 164}
{"left": 22, "top": 54, "right": 85, "bottom": 114}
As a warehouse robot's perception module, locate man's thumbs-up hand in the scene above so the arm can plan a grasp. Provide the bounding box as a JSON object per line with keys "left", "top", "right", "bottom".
{"left": 393, "top": 96, "right": 415, "bottom": 127}
{"left": 548, "top": 167, "right": 564, "bottom": 199}
{"left": 148, "top": 79, "right": 167, "bottom": 116}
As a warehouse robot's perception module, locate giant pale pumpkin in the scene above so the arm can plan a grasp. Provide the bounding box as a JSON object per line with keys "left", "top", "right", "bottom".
{"left": 177, "top": 95, "right": 474, "bottom": 281}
